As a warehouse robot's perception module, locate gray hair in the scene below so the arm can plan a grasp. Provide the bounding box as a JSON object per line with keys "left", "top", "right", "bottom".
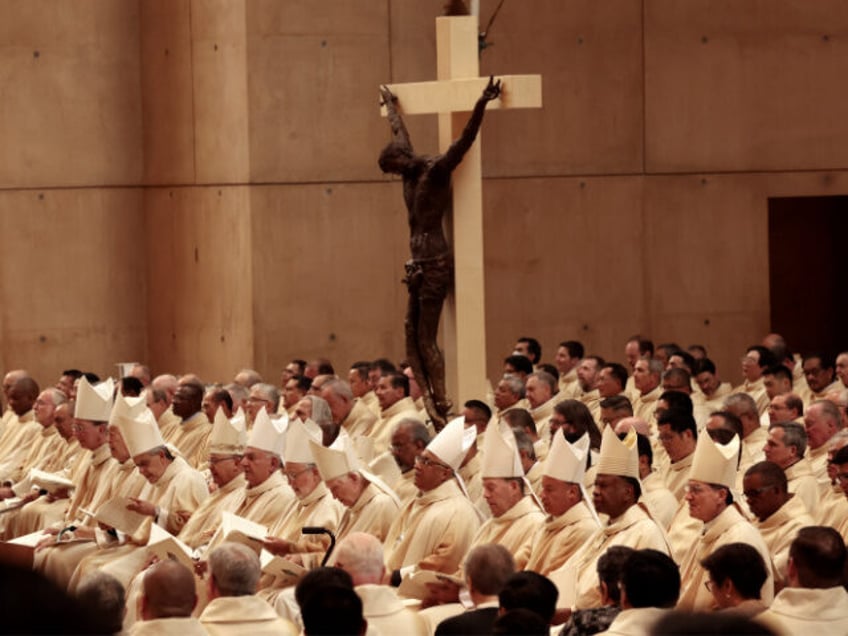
{"left": 322, "top": 378, "right": 353, "bottom": 401}
{"left": 647, "top": 359, "right": 665, "bottom": 376}
{"left": 769, "top": 421, "right": 807, "bottom": 458}
{"left": 512, "top": 429, "right": 536, "bottom": 461}
{"left": 393, "top": 417, "right": 431, "bottom": 445}
{"left": 501, "top": 374, "right": 525, "bottom": 399}
{"left": 331, "top": 532, "right": 384, "bottom": 584}
{"left": 528, "top": 371, "right": 557, "bottom": 393}
{"left": 236, "top": 368, "right": 263, "bottom": 387}
{"left": 306, "top": 395, "right": 333, "bottom": 428}
{"left": 209, "top": 542, "right": 261, "bottom": 596}
{"left": 812, "top": 399, "right": 843, "bottom": 429}
{"left": 252, "top": 383, "right": 280, "bottom": 412}
{"left": 724, "top": 392, "right": 759, "bottom": 418}
{"left": 76, "top": 572, "right": 125, "bottom": 634}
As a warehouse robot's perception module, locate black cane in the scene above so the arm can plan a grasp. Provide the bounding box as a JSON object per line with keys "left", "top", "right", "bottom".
{"left": 302, "top": 526, "right": 336, "bottom": 567}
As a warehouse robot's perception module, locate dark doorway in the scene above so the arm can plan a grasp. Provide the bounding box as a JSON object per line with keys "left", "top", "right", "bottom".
{"left": 768, "top": 196, "right": 848, "bottom": 359}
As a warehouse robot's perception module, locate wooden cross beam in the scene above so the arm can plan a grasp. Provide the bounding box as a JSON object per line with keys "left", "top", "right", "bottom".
{"left": 382, "top": 15, "right": 542, "bottom": 408}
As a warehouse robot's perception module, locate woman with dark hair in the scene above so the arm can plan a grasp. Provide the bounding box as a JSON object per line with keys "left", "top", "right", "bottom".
{"left": 552, "top": 400, "right": 602, "bottom": 451}
{"left": 701, "top": 542, "right": 769, "bottom": 617}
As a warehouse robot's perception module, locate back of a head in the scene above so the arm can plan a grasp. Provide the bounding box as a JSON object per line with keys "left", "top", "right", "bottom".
{"left": 492, "top": 608, "right": 549, "bottom": 636}
{"left": 658, "top": 390, "right": 694, "bottom": 416}
{"left": 597, "top": 546, "right": 635, "bottom": 606}
{"left": 0, "top": 563, "right": 95, "bottom": 634}
{"left": 657, "top": 407, "right": 697, "bottom": 439}
{"left": 142, "top": 560, "right": 197, "bottom": 619}
{"left": 301, "top": 584, "right": 365, "bottom": 636}
{"left": 790, "top": 526, "right": 847, "bottom": 588}
{"left": 295, "top": 566, "right": 354, "bottom": 609}
{"left": 76, "top": 571, "right": 125, "bottom": 634}
{"left": 464, "top": 543, "right": 516, "bottom": 596}
{"left": 331, "top": 532, "right": 385, "bottom": 585}
{"left": 621, "top": 549, "right": 680, "bottom": 608}
{"left": 503, "top": 408, "right": 535, "bottom": 435}
{"left": 653, "top": 611, "right": 777, "bottom": 635}
{"left": 498, "top": 571, "right": 558, "bottom": 624}
{"left": 701, "top": 543, "right": 768, "bottom": 601}
{"left": 209, "top": 542, "right": 261, "bottom": 597}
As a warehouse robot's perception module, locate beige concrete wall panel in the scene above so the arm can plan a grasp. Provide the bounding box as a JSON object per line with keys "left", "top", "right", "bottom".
{"left": 248, "top": 182, "right": 407, "bottom": 379}
{"left": 475, "top": 0, "right": 644, "bottom": 177}
{"left": 0, "top": 188, "right": 146, "bottom": 384}
{"left": 644, "top": 174, "right": 769, "bottom": 317}
{"left": 191, "top": 0, "right": 251, "bottom": 184}
{"left": 245, "top": 1, "right": 391, "bottom": 182}
{"left": 645, "top": 0, "right": 848, "bottom": 173}
{"left": 0, "top": 1, "right": 143, "bottom": 188}
{"left": 144, "top": 187, "right": 253, "bottom": 381}
{"left": 386, "top": 1, "right": 441, "bottom": 155}
{"left": 482, "top": 176, "right": 647, "bottom": 382}
{"left": 140, "top": 0, "right": 196, "bottom": 184}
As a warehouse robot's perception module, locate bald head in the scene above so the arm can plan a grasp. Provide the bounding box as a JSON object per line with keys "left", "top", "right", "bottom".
{"left": 614, "top": 417, "right": 650, "bottom": 437}
{"left": 3, "top": 370, "right": 28, "bottom": 397}
{"left": 234, "top": 368, "right": 262, "bottom": 388}
{"left": 208, "top": 542, "right": 261, "bottom": 598}
{"left": 9, "top": 377, "right": 39, "bottom": 416}
{"left": 331, "top": 532, "right": 385, "bottom": 586}
{"left": 151, "top": 374, "right": 178, "bottom": 401}
{"left": 141, "top": 560, "right": 196, "bottom": 620}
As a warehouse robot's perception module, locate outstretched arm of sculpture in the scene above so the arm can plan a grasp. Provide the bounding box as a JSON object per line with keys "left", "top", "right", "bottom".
{"left": 438, "top": 75, "right": 501, "bottom": 173}
{"left": 380, "top": 85, "right": 413, "bottom": 151}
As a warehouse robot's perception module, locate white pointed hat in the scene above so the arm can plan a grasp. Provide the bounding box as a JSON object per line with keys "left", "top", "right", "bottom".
{"left": 353, "top": 435, "right": 376, "bottom": 464}
{"left": 122, "top": 408, "right": 166, "bottom": 457}
{"left": 230, "top": 406, "right": 247, "bottom": 431}
{"left": 544, "top": 431, "right": 589, "bottom": 484}
{"left": 367, "top": 450, "right": 402, "bottom": 488}
{"left": 310, "top": 434, "right": 361, "bottom": 482}
{"left": 208, "top": 407, "right": 247, "bottom": 455}
{"left": 426, "top": 416, "right": 476, "bottom": 471}
{"left": 690, "top": 432, "right": 739, "bottom": 489}
{"left": 247, "top": 409, "right": 287, "bottom": 457}
{"left": 595, "top": 426, "right": 639, "bottom": 480}
{"left": 108, "top": 393, "right": 147, "bottom": 428}
{"left": 285, "top": 418, "right": 323, "bottom": 464}
{"left": 75, "top": 377, "right": 115, "bottom": 422}
{"left": 481, "top": 420, "right": 523, "bottom": 478}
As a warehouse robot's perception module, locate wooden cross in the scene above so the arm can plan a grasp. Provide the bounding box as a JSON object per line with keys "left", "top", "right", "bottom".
{"left": 382, "top": 15, "right": 542, "bottom": 407}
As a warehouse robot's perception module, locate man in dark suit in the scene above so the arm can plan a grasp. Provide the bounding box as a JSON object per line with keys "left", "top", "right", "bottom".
{"left": 435, "top": 544, "right": 515, "bottom": 635}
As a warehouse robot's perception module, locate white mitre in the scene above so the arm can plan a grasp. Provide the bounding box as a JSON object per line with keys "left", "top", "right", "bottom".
{"left": 480, "top": 420, "right": 523, "bottom": 478}
{"left": 310, "top": 435, "right": 361, "bottom": 482}
{"left": 208, "top": 407, "right": 247, "bottom": 455}
{"left": 75, "top": 377, "right": 115, "bottom": 422}
{"left": 595, "top": 426, "right": 640, "bottom": 480}
{"left": 544, "top": 431, "right": 589, "bottom": 484}
{"left": 247, "top": 409, "right": 287, "bottom": 457}
{"left": 689, "top": 432, "right": 739, "bottom": 489}
{"left": 426, "top": 416, "right": 476, "bottom": 471}
{"left": 109, "top": 393, "right": 147, "bottom": 428}
{"left": 285, "top": 418, "right": 323, "bottom": 464}
{"left": 121, "top": 408, "right": 166, "bottom": 458}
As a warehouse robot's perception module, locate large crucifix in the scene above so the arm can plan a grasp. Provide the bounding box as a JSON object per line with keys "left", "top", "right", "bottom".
{"left": 379, "top": 16, "right": 542, "bottom": 429}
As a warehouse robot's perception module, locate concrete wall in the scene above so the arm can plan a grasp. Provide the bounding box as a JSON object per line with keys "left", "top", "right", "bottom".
{"left": 1, "top": 0, "right": 847, "bottom": 393}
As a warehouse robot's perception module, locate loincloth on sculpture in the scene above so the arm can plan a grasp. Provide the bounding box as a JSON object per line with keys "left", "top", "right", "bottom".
{"left": 403, "top": 254, "right": 453, "bottom": 301}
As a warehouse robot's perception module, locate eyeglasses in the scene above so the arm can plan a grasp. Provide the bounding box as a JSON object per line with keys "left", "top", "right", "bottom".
{"left": 743, "top": 486, "right": 773, "bottom": 498}
{"left": 836, "top": 473, "right": 848, "bottom": 483}
{"left": 415, "top": 455, "right": 451, "bottom": 471}
{"left": 208, "top": 455, "right": 240, "bottom": 465}
{"left": 284, "top": 466, "right": 314, "bottom": 482}
{"left": 704, "top": 580, "right": 716, "bottom": 592}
